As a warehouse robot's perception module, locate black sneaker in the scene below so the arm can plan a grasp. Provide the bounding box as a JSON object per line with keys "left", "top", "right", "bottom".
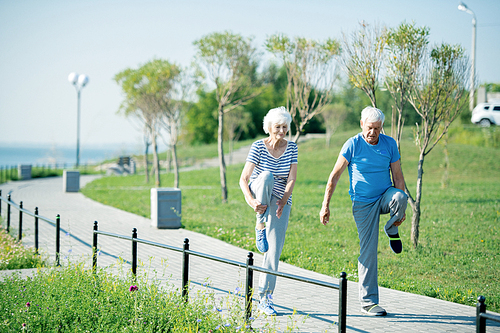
{"left": 361, "top": 304, "right": 387, "bottom": 316}
{"left": 388, "top": 233, "right": 402, "bottom": 254}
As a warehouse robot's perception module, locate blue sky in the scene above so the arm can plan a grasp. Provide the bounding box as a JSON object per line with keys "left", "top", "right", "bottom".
{"left": 1, "top": 0, "right": 499, "bottom": 148}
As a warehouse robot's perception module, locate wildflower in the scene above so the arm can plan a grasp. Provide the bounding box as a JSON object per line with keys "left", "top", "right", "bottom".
{"left": 224, "top": 323, "right": 231, "bottom": 327}
{"left": 129, "top": 285, "right": 138, "bottom": 292}
{"left": 26, "top": 302, "right": 30, "bottom": 308}
{"left": 215, "top": 325, "right": 220, "bottom": 330}
{"left": 68, "top": 249, "right": 72, "bottom": 253}
{"left": 235, "top": 287, "right": 241, "bottom": 294}
{"left": 22, "top": 323, "right": 26, "bottom": 328}
{"left": 196, "top": 318, "right": 202, "bottom": 323}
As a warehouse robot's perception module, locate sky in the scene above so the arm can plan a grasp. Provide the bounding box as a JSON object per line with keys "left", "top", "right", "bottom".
{"left": 1, "top": 0, "right": 499, "bottom": 150}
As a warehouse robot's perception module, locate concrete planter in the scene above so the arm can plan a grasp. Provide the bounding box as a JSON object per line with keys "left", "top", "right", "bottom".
{"left": 151, "top": 188, "right": 181, "bottom": 229}
{"left": 63, "top": 170, "right": 80, "bottom": 192}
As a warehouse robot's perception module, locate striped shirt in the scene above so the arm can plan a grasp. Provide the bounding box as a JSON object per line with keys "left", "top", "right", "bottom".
{"left": 247, "top": 139, "right": 298, "bottom": 205}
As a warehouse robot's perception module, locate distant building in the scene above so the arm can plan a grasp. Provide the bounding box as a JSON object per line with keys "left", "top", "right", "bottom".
{"left": 477, "top": 86, "right": 500, "bottom": 103}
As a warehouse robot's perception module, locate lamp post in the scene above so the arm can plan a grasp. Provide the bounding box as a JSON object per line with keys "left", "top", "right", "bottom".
{"left": 458, "top": 1, "right": 476, "bottom": 111}
{"left": 68, "top": 73, "right": 89, "bottom": 168}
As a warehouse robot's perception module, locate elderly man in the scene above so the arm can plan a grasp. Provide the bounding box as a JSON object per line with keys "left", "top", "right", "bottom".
{"left": 319, "top": 106, "right": 408, "bottom": 316}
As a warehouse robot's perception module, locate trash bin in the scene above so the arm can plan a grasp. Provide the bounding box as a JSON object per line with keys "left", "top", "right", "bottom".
{"left": 151, "top": 188, "right": 181, "bottom": 229}
{"left": 63, "top": 170, "right": 80, "bottom": 192}
{"left": 18, "top": 165, "right": 32, "bottom": 180}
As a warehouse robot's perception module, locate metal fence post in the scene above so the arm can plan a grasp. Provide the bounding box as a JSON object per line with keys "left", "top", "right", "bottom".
{"left": 55, "top": 214, "right": 60, "bottom": 266}
{"left": 339, "top": 272, "right": 347, "bottom": 333}
{"left": 18, "top": 201, "right": 23, "bottom": 242}
{"left": 245, "top": 252, "right": 254, "bottom": 323}
{"left": 0, "top": 190, "right": 2, "bottom": 216}
{"left": 182, "top": 238, "right": 189, "bottom": 301}
{"left": 477, "top": 296, "right": 486, "bottom": 333}
{"left": 7, "top": 194, "right": 11, "bottom": 233}
{"left": 92, "top": 221, "right": 98, "bottom": 274}
{"left": 34, "top": 207, "right": 39, "bottom": 254}
{"left": 132, "top": 228, "right": 137, "bottom": 278}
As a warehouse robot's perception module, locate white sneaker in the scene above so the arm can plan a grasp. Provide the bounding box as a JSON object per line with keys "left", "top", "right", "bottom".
{"left": 257, "top": 296, "right": 277, "bottom": 316}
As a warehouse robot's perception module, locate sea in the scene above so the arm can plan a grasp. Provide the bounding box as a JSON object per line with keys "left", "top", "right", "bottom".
{"left": 0, "top": 143, "right": 141, "bottom": 167}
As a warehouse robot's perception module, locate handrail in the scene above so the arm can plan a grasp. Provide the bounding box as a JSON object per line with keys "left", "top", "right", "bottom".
{"left": 92, "top": 222, "right": 347, "bottom": 333}
{"left": 0, "top": 192, "right": 60, "bottom": 265}
{"left": 0, "top": 194, "right": 56, "bottom": 225}
{"left": 477, "top": 296, "right": 500, "bottom": 332}
{"left": 0, "top": 190, "right": 348, "bottom": 333}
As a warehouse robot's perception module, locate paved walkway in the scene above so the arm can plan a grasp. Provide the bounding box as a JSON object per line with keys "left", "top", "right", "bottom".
{"left": 1, "top": 155, "right": 499, "bottom": 332}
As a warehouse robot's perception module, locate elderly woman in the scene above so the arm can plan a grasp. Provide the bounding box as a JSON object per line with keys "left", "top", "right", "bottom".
{"left": 239, "top": 106, "right": 298, "bottom": 316}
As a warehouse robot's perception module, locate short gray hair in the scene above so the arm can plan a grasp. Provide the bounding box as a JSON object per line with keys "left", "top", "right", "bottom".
{"left": 361, "top": 106, "right": 385, "bottom": 124}
{"left": 263, "top": 106, "right": 292, "bottom": 134}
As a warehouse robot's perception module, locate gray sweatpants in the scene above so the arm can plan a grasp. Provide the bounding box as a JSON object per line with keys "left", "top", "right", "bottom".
{"left": 249, "top": 171, "right": 291, "bottom": 299}
{"left": 352, "top": 187, "right": 407, "bottom": 306}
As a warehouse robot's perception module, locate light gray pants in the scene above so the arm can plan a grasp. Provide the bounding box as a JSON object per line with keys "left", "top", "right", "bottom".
{"left": 249, "top": 171, "right": 291, "bottom": 299}
{"left": 352, "top": 187, "right": 407, "bottom": 306}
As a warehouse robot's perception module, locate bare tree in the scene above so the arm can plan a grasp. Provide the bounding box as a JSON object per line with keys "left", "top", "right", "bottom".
{"left": 406, "top": 43, "right": 470, "bottom": 247}
{"left": 193, "top": 31, "right": 261, "bottom": 203}
{"left": 385, "top": 22, "right": 429, "bottom": 149}
{"left": 266, "top": 34, "right": 341, "bottom": 143}
{"left": 340, "top": 22, "right": 387, "bottom": 108}
{"left": 320, "top": 102, "right": 348, "bottom": 148}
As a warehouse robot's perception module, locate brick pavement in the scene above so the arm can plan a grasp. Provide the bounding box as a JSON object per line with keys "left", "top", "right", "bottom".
{"left": 0, "top": 176, "right": 499, "bottom": 332}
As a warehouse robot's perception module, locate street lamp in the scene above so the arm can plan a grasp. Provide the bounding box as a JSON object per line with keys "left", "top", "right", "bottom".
{"left": 458, "top": 1, "right": 476, "bottom": 111}
{"left": 68, "top": 73, "right": 89, "bottom": 168}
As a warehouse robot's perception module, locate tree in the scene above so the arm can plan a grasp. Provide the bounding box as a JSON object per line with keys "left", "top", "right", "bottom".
{"left": 115, "top": 59, "right": 183, "bottom": 188}
{"left": 266, "top": 34, "right": 341, "bottom": 143}
{"left": 224, "top": 106, "right": 254, "bottom": 164}
{"left": 193, "top": 31, "right": 261, "bottom": 203}
{"left": 158, "top": 69, "right": 190, "bottom": 189}
{"left": 406, "top": 43, "right": 470, "bottom": 247}
{"left": 320, "top": 102, "right": 349, "bottom": 148}
{"left": 340, "top": 22, "right": 387, "bottom": 109}
{"left": 385, "top": 22, "right": 429, "bottom": 149}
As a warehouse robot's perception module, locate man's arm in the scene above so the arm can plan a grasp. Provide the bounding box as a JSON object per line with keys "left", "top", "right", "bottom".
{"left": 390, "top": 159, "right": 405, "bottom": 192}
{"left": 319, "top": 155, "right": 349, "bottom": 225}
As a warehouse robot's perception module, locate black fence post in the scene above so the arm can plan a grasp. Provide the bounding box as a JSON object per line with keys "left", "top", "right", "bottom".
{"left": 34, "top": 207, "right": 39, "bottom": 254}
{"left": 92, "top": 221, "right": 98, "bottom": 274}
{"left": 55, "top": 214, "right": 60, "bottom": 266}
{"left": 477, "top": 296, "right": 486, "bottom": 333}
{"left": 0, "top": 190, "right": 2, "bottom": 216}
{"left": 338, "top": 272, "right": 347, "bottom": 333}
{"left": 132, "top": 228, "right": 137, "bottom": 278}
{"left": 245, "top": 252, "right": 254, "bottom": 323}
{"left": 7, "top": 194, "right": 11, "bottom": 233}
{"left": 182, "top": 238, "right": 189, "bottom": 301}
{"left": 18, "top": 201, "right": 23, "bottom": 242}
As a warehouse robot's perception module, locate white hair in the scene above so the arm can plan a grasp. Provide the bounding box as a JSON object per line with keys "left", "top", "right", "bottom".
{"left": 361, "top": 106, "right": 385, "bottom": 124}
{"left": 263, "top": 106, "right": 292, "bottom": 134}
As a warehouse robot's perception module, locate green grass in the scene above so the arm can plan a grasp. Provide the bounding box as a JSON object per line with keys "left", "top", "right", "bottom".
{"left": 0, "top": 262, "right": 286, "bottom": 332}
{"left": 0, "top": 228, "right": 47, "bottom": 270}
{"left": 81, "top": 128, "right": 500, "bottom": 313}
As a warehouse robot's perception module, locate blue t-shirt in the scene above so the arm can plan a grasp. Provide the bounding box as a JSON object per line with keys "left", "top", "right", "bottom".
{"left": 341, "top": 133, "right": 400, "bottom": 203}
{"left": 247, "top": 139, "right": 298, "bottom": 205}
